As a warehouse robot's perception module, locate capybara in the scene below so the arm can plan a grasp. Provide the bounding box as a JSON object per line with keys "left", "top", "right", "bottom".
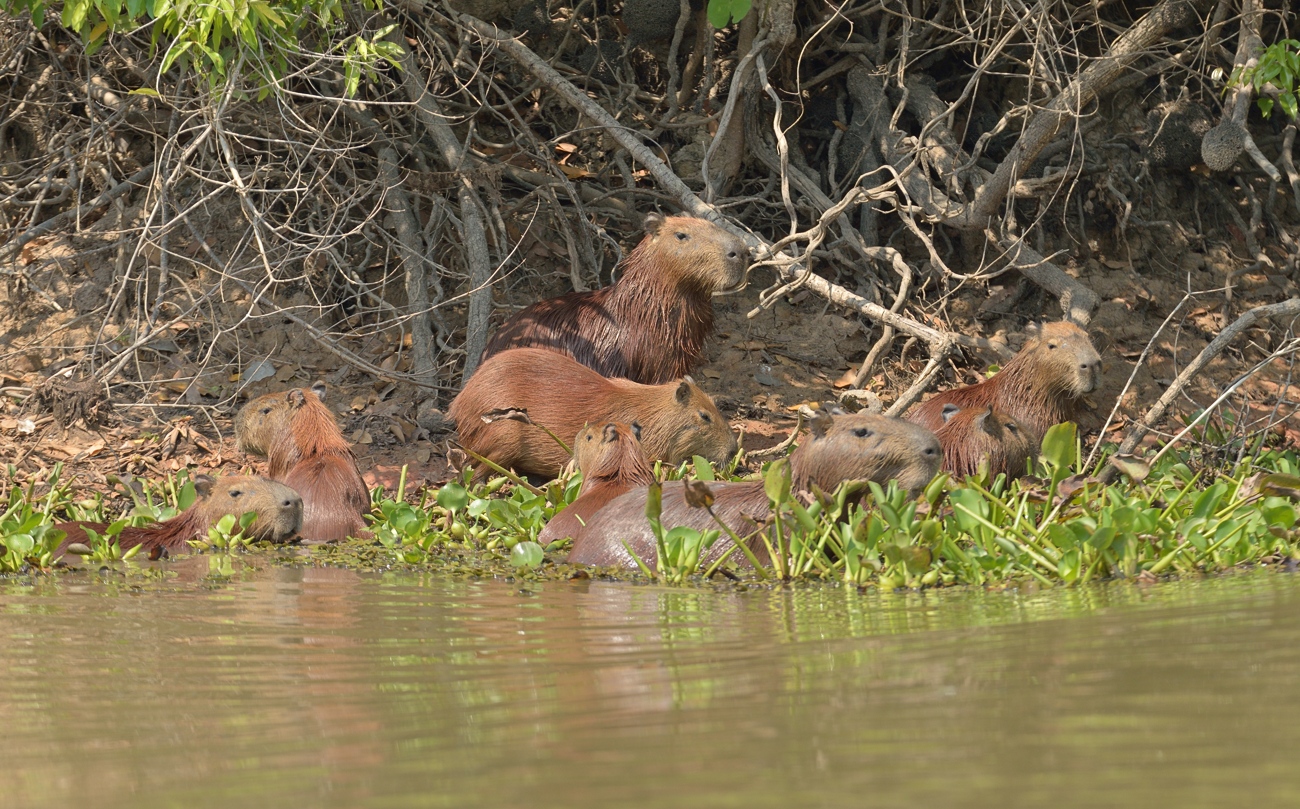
{"left": 933, "top": 404, "right": 1035, "bottom": 479}
{"left": 56, "top": 474, "right": 302, "bottom": 557}
{"left": 566, "top": 412, "right": 941, "bottom": 570}
{"left": 481, "top": 213, "right": 749, "bottom": 384}
{"left": 450, "top": 348, "right": 738, "bottom": 480}
{"left": 235, "top": 383, "right": 370, "bottom": 543}
{"left": 906, "top": 321, "right": 1101, "bottom": 442}
{"left": 539, "top": 422, "right": 656, "bottom": 546}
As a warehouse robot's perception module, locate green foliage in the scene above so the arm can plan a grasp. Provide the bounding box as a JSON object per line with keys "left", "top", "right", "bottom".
{"left": 0, "top": 465, "right": 74, "bottom": 572}
{"left": 0, "top": 0, "right": 403, "bottom": 96}
{"left": 706, "top": 0, "right": 750, "bottom": 29}
{"left": 1230, "top": 39, "right": 1300, "bottom": 121}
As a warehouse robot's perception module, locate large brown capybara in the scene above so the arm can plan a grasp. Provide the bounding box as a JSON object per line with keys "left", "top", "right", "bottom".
{"left": 450, "top": 348, "right": 738, "bottom": 480}
{"left": 906, "top": 321, "right": 1102, "bottom": 443}
{"left": 933, "top": 404, "right": 1035, "bottom": 479}
{"left": 566, "top": 412, "right": 941, "bottom": 571}
{"left": 235, "top": 383, "right": 370, "bottom": 543}
{"left": 56, "top": 474, "right": 302, "bottom": 557}
{"left": 480, "top": 213, "right": 750, "bottom": 384}
{"left": 539, "top": 422, "right": 656, "bottom": 546}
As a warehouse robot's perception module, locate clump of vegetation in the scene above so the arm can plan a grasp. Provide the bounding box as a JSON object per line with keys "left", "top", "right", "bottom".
{"left": 4, "top": 426, "right": 1298, "bottom": 589}
{"left": 367, "top": 423, "right": 1300, "bottom": 588}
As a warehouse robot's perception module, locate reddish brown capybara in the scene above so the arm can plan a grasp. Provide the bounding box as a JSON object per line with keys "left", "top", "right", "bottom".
{"left": 56, "top": 474, "right": 302, "bottom": 558}
{"left": 933, "top": 404, "right": 1035, "bottom": 479}
{"left": 235, "top": 383, "right": 370, "bottom": 543}
{"left": 449, "top": 348, "right": 738, "bottom": 480}
{"left": 480, "top": 213, "right": 750, "bottom": 384}
{"left": 539, "top": 422, "right": 656, "bottom": 546}
{"left": 906, "top": 321, "right": 1102, "bottom": 443}
{"left": 566, "top": 412, "right": 941, "bottom": 570}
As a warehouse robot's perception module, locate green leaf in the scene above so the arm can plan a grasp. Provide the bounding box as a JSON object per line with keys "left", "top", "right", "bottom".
{"left": 436, "top": 483, "right": 469, "bottom": 512}
{"left": 763, "top": 459, "right": 791, "bottom": 505}
{"left": 509, "top": 540, "right": 543, "bottom": 569}
{"left": 706, "top": 0, "right": 731, "bottom": 28}
{"left": 1040, "top": 422, "right": 1077, "bottom": 471}
{"left": 692, "top": 456, "right": 715, "bottom": 482}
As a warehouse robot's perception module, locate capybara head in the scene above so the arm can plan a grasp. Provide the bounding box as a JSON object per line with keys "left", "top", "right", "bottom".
{"left": 572, "top": 421, "right": 654, "bottom": 492}
{"left": 192, "top": 474, "right": 303, "bottom": 542}
{"left": 659, "top": 378, "right": 739, "bottom": 468}
{"left": 936, "top": 404, "right": 1035, "bottom": 478}
{"left": 574, "top": 421, "right": 642, "bottom": 474}
{"left": 236, "top": 381, "right": 329, "bottom": 456}
{"left": 641, "top": 213, "right": 750, "bottom": 294}
{"left": 1021, "top": 321, "right": 1102, "bottom": 398}
{"left": 789, "top": 412, "right": 941, "bottom": 497}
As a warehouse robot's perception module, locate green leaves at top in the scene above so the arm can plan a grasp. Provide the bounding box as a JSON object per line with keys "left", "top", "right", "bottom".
{"left": 707, "top": 0, "right": 751, "bottom": 29}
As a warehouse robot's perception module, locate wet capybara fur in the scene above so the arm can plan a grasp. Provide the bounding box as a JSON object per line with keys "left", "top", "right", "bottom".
{"left": 539, "top": 422, "right": 656, "bottom": 546}
{"left": 56, "top": 474, "right": 302, "bottom": 557}
{"left": 236, "top": 383, "right": 370, "bottom": 543}
{"left": 481, "top": 213, "right": 749, "bottom": 384}
{"left": 566, "top": 412, "right": 941, "bottom": 570}
{"left": 933, "top": 404, "right": 1035, "bottom": 479}
{"left": 907, "top": 321, "right": 1102, "bottom": 442}
{"left": 450, "top": 348, "right": 738, "bottom": 480}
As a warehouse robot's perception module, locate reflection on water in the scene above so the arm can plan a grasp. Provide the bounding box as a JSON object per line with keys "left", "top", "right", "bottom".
{"left": 2, "top": 564, "right": 1299, "bottom": 808}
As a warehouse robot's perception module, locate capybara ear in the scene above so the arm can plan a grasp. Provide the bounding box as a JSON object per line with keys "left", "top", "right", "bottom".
{"left": 821, "top": 401, "right": 847, "bottom": 416}
{"left": 287, "top": 389, "right": 307, "bottom": 409}
{"left": 643, "top": 211, "right": 666, "bottom": 235}
{"left": 809, "top": 412, "right": 834, "bottom": 439}
{"left": 978, "top": 406, "right": 999, "bottom": 437}
{"left": 192, "top": 474, "right": 216, "bottom": 499}
{"left": 676, "top": 380, "right": 692, "bottom": 405}
{"left": 941, "top": 403, "right": 961, "bottom": 423}
{"left": 630, "top": 421, "right": 642, "bottom": 440}
{"left": 603, "top": 423, "right": 620, "bottom": 443}
{"left": 310, "top": 381, "right": 327, "bottom": 401}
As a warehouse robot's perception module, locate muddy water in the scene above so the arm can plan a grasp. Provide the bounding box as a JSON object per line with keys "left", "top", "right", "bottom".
{"left": 2, "top": 564, "right": 1298, "bottom": 808}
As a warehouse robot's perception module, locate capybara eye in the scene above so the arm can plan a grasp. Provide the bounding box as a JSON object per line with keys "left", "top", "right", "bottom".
{"left": 1048, "top": 342, "right": 1058, "bottom": 350}
{"left": 260, "top": 407, "right": 272, "bottom": 415}
{"left": 1006, "top": 423, "right": 1019, "bottom": 433}
{"left": 229, "top": 490, "right": 242, "bottom": 498}
{"left": 676, "top": 232, "right": 689, "bottom": 241}
{"left": 853, "top": 428, "right": 872, "bottom": 438}
{"left": 699, "top": 411, "right": 712, "bottom": 423}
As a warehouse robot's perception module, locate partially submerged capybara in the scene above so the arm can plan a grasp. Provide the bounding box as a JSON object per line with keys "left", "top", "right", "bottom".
{"left": 236, "top": 383, "right": 370, "bottom": 543}
{"left": 56, "top": 474, "right": 302, "bottom": 557}
{"left": 450, "top": 348, "right": 738, "bottom": 480}
{"left": 907, "top": 321, "right": 1101, "bottom": 442}
{"left": 566, "top": 412, "right": 941, "bottom": 570}
{"left": 933, "top": 404, "right": 1035, "bottom": 479}
{"left": 539, "top": 422, "right": 656, "bottom": 546}
{"left": 481, "top": 213, "right": 750, "bottom": 384}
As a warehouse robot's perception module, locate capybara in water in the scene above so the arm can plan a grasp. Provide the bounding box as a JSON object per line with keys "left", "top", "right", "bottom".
{"left": 907, "top": 321, "right": 1101, "bottom": 442}
{"left": 450, "top": 348, "right": 738, "bottom": 480}
{"left": 56, "top": 474, "right": 302, "bottom": 557}
{"left": 566, "top": 412, "right": 941, "bottom": 570}
{"left": 236, "top": 383, "right": 370, "bottom": 543}
{"left": 933, "top": 404, "right": 1035, "bottom": 479}
{"left": 539, "top": 422, "right": 656, "bottom": 546}
{"left": 481, "top": 213, "right": 749, "bottom": 384}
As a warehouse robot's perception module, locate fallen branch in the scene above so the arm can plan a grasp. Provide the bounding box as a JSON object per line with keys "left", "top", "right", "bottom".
{"left": 1100, "top": 296, "right": 1300, "bottom": 484}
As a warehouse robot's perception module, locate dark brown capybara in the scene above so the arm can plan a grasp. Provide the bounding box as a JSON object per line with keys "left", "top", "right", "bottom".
{"left": 906, "top": 321, "right": 1102, "bottom": 443}
{"left": 235, "top": 383, "right": 370, "bottom": 543}
{"left": 933, "top": 404, "right": 1035, "bottom": 479}
{"left": 566, "top": 412, "right": 941, "bottom": 570}
{"left": 539, "top": 422, "right": 656, "bottom": 546}
{"left": 449, "top": 348, "right": 738, "bottom": 480}
{"left": 56, "top": 474, "right": 302, "bottom": 557}
{"left": 481, "top": 213, "right": 749, "bottom": 384}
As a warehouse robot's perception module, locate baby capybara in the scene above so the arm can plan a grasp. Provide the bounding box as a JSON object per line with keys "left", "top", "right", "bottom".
{"left": 566, "top": 412, "right": 941, "bottom": 570}
{"left": 933, "top": 404, "right": 1035, "bottom": 479}
{"left": 907, "top": 321, "right": 1101, "bottom": 442}
{"left": 539, "top": 422, "right": 656, "bottom": 546}
{"left": 450, "top": 348, "right": 738, "bottom": 480}
{"left": 236, "top": 383, "right": 370, "bottom": 543}
{"left": 481, "top": 213, "right": 749, "bottom": 384}
{"left": 56, "top": 474, "right": 302, "bottom": 557}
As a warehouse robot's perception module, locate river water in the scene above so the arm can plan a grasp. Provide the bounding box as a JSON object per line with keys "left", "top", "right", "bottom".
{"left": 2, "top": 561, "right": 1297, "bottom": 808}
